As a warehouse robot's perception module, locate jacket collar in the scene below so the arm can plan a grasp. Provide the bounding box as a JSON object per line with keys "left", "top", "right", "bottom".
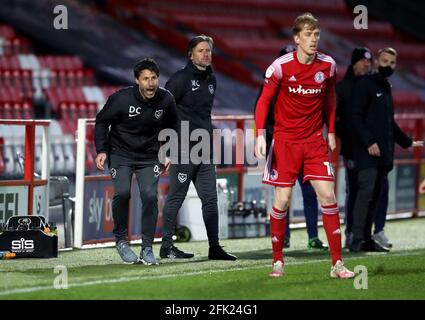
{"left": 186, "top": 60, "right": 213, "bottom": 77}
{"left": 343, "top": 65, "right": 355, "bottom": 80}
{"left": 370, "top": 71, "right": 392, "bottom": 89}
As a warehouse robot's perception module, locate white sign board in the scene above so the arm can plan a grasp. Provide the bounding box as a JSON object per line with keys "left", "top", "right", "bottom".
{"left": 0, "top": 185, "right": 28, "bottom": 223}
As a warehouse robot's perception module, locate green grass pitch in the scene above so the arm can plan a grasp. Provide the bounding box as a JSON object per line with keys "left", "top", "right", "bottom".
{"left": 1, "top": 218, "right": 425, "bottom": 300}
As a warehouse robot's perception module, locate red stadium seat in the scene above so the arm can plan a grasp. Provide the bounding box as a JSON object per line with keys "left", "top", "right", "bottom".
{"left": 0, "top": 25, "right": 16, "bottom": 39}
{"left": 78, "top": 102, "right": 89, "bottom": 118}
{"left": 68, "top": 103, "right": 79, "bottom": 120}
{"left": 12, "top": 102, "right": 23, "bottom": 119}
{"left": 21, "top": 102, "right": 33, "bottom": 119}
{"left": 0, "top": 137, "right": 5, "bottom": 175}
{"left": 58, "top": 118, "right": 68, "bottom": 133}
{"left": 75, "top": 69, "right": 84, "bottom": 86}
{"left": 83, "top": 69, "right": 96, "bottom": 85}
{"left": 393, "top": 90, "right": 423, "bottom": 108}
{"left": 87, "top": 103, "right": 98, "bottom": 118}
{"left": 1, "top": 102, "right": 14, "bottom": 119}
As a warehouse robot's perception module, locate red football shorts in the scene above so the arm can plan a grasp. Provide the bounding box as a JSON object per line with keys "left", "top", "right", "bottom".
{"left": 262, "top": 138, "right": 335, "bottom": 187}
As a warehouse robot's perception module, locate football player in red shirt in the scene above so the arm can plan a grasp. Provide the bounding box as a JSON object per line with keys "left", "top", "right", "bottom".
{"left": 255, "top": 13, "right": 355, "bottom": 278}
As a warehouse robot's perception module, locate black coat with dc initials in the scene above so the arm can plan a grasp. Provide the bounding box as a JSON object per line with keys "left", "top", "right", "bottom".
{"left": 94, "top": 85, "right": 178, "bottom": 162}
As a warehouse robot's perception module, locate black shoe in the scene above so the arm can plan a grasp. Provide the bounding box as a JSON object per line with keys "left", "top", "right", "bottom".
{"left": 159, "top": 245, "right": 194, "bottom": 259}
{"left": 208, "top": 245, "right": 237, "bottom": 261}
{"left": 308, "top": 237, "right": 328, "bottom": 250}
{"left": 348, "top": 239, "right": 364, "bottom": 252}
{"left": 284, "top": 237, "right": 290, "bottom": 248}
{"left": 363, "top": 239, "right": 390, "bottom": 252}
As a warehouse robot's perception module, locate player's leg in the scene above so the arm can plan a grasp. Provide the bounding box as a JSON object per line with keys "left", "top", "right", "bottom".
{"left": 269, "top": 186, "right": 292, "bottom": 276}
{"left": 263, "top": 139, "right": 301, "bottom": 277}
{"left": 309, "top": 179, "right": 339, "bottom": 260}
{"left": 297, "top": 174, "right": 327, "bottom": 250}
{"left": 302, "top": 139, "right": 341, "bottom": 261}
{"left": 193, "top": 163, "right": 236, "bottom": 260}
{"left": 310, "top": 179, "right": 355, "bottom": 278}
{"left": 109, "top": 154, "right": 138, "bottom": 264}
{"left": 303, "top": 139, "right": 354, "bottom": 278}
{"left": 160, "top": 163, "right": 196, "bottom": 258}
{"left": 134, "top": 164, "right": 160, "bottom": 265}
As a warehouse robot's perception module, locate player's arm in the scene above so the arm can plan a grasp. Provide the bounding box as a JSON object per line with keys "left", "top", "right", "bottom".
{"left": 254, "top": 61, "right": 281, "bottom": 159}
{"left": 324, "top": 74, "right": 337, "bottom": 151}
{"left": 94, "top": 94, "right": 119, "bottom": 170}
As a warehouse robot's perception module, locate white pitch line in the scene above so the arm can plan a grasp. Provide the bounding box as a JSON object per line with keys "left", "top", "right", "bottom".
{"left": 0, "top": 250, "right": 423, "bottom": 297}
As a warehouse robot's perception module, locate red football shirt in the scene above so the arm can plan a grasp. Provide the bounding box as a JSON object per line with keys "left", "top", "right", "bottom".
{"left": 255, "top": 51, "right": 336, "bottom": 142}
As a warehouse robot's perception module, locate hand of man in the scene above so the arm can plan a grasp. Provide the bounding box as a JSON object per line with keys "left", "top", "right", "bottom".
{"left": 412, "top": 140, "right": 424, "bottom": 147}
{"left": 95, "top": 153, "right": 107, "bottom": 171}
{"left": 327, "top": 133, "right": 336, "bottom": 152}
{"left": 255, "top": 135, "right": 267, "bottom": 160}
{"left": 420, "top": 179, "right": 425, "bottom": 194}
{"left": 368, "top": 143, "right": 381, "bottom": 157}
{"left": 161, "top": 157, "right": 171, "bottom": 174}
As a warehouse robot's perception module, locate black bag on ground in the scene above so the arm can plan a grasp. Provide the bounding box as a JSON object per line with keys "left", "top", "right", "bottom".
{"left": 0, "top": 215, "right": 58, "bottom": 258}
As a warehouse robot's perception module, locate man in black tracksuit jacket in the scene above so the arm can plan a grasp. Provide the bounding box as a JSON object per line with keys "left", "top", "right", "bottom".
{"left": 349, "top": 48, "right": 422, "bottom": 252}
{"left": 335, "top": 48, "right": 372, "bottom": 245}
{"left": 94, "top": 59, "right": 178, "bottom": 265}
{"left": 159, "top": 35, "right": 236, "bottom": 260}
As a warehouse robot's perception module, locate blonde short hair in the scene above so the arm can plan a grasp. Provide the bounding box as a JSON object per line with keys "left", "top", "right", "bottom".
{"left": 377, "top": 47, "right": 398, "bottom": 58}
{"left": 187, "top": 34, "right": 214, "bottom": 56}
{"left": 292, "top": 13, "right": 320, "bottom": 35}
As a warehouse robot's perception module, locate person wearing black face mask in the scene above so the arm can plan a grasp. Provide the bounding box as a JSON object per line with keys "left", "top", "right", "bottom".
{"left": 377, "top": 65, "right": 395, "bottom": 78}
{"left": 348, "top": 47, "right": 424, "bottom": 252}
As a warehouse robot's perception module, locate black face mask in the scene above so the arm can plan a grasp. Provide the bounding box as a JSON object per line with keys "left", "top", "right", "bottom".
{"left": 378, "top": 65, "right": 394, "bottom": 78}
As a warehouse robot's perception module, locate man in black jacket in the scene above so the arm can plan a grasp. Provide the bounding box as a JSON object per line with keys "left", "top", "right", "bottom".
{"left": 349, "top": 48, "right": 423, "bottom": 252}
{"left": 159, "top": 35, "right": 236, "bottom": 260}
{"left": 335, "top": 47, "right": 372, "bottom": 246}
{"left": 94, "top": 58, "right": 178, "bottom": 265}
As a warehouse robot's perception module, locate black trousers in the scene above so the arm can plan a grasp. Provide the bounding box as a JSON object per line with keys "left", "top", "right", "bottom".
{"left": 343, "top": 159, "right": 358, "bottom": 237}
{"left": 162, "top": 163, "right": 219, "bottom": 248}
{"left": 351, "top": 167, "right": 387, "bottom": 244}
{"left": 109, "top": 154, "right": 160, "bottom": 248}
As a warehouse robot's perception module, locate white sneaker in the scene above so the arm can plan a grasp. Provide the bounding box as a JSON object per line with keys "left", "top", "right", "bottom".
{"left": 330, "top": 260, "right": 355, "bottom": 279}
{"left": 269, "top": 260, "right": 284, "bottom": 277}
{"left": 372, "top": 231, "right": 392, "bottom": 248}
